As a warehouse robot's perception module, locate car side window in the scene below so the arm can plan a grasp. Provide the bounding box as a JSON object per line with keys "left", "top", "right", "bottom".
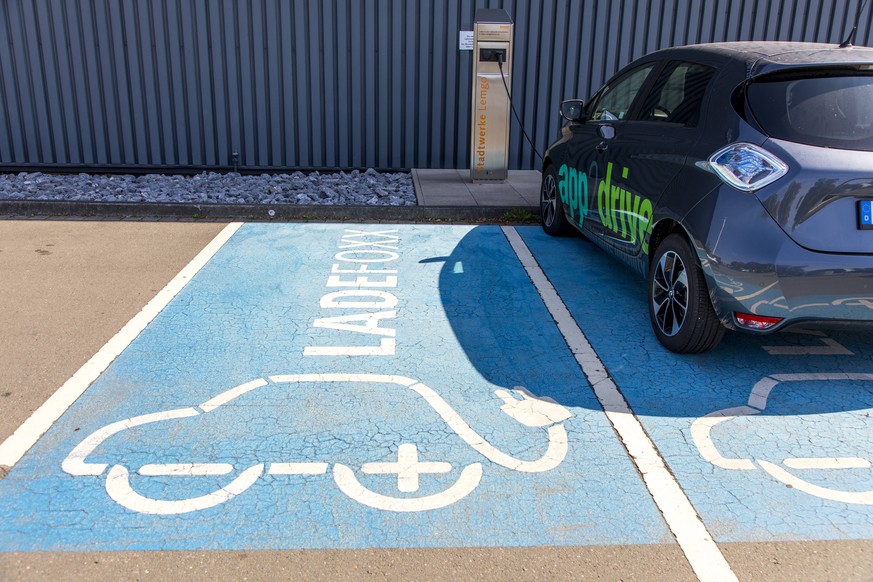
{"left": 639, "top": 62, "right": 715, "bottom": 127}
{"left": 589, "top": 64, "right": 655, "bottom": 122}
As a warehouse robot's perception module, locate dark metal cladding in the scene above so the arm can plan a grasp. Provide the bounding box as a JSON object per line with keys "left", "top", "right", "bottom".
{"left": 3, "top": 1, "right": 873, "bottom": 172}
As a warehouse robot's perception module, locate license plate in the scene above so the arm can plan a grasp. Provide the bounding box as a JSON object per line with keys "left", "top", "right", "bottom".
{"left": 860, "top": 200, "right": 873, "bottom": 230}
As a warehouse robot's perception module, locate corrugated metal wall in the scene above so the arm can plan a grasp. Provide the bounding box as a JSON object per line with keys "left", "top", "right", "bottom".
{"left": 2, "top": 0, "right": 872, "bottom": 172}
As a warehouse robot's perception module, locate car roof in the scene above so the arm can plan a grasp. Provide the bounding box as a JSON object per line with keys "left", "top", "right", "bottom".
{"left": 649, "top": 41, "right": 873, "bottom": 77}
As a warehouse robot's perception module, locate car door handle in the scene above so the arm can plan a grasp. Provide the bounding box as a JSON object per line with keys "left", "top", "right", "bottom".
{"left": 595, "top": 142, "right": 609, "bottom": 153}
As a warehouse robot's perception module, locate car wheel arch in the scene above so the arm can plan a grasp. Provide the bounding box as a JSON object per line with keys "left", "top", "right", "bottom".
{"left": 647, "top": 219, "right": 685, "bottom": 267}
{"left": 541, "top": 156, "right": 556, "bottom": 174}
{"left": 647, "top": 218, "right": 733, "bottom": 330}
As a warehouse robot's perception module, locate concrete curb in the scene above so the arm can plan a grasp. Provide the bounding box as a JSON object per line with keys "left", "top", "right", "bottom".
{"left": 0, "top": 200, "right": 539, "bottom": 222}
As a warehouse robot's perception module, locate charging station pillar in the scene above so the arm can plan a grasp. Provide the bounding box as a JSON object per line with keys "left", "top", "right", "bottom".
{"left": 470, "top": 9, "right": 513, "bottom": 182}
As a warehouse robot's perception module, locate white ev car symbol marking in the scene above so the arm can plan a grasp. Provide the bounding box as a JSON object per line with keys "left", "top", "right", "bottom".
{"left": 63, "top": 374, "right": 572, "bottom": 514}
{"left": 692, "top": 373, "right": 873, "bottom": 505}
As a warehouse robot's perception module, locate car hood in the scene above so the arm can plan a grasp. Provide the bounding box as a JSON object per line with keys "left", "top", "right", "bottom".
{"left": 754, "top": 138, "right": 873, "bottom": 254}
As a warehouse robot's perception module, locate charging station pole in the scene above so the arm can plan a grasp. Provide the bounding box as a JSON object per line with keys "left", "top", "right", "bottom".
{"left": 470, "top": 9, "right": 513, "bottom": 182}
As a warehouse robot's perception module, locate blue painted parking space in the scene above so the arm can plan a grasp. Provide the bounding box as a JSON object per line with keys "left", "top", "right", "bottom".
{"left": 520, "top": 227, "right": 873, "bottom": 542}
{"left": 0, "top": 224, "right": 670, "bottom": 552}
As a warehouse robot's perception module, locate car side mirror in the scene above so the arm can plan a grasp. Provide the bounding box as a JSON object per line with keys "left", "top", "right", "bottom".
{"left": 560, "top": 99, "right": 586, "bottom": 123}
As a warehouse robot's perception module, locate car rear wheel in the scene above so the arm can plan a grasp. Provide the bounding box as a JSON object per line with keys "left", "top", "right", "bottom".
{"left": 540, "top": 165, "right": 571, "bottom": 236}
{"left": 648, "top": 234, "right": 724, "bottom": 353}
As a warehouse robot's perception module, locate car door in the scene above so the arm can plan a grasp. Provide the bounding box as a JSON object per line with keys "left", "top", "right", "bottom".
{"left": 594, "top": 61, "right": 716, "bottom": 262}
{"left": 563, "top": 62, "right": 658, "bottom": 239}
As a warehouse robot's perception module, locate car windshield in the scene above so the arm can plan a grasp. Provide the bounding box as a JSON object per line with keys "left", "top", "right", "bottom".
{"left": 747, "top": 70, "right": 873, "bottom": 151}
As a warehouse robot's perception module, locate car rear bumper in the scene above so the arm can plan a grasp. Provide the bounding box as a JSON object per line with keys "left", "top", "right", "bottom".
{"left": 690, "top": 189, "right": 873, "bottom": 332}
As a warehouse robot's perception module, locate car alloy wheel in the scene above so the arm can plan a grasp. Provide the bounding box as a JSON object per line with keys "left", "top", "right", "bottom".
{"left": 541, "top": 173, "right": 558, "bottom": 226}
{"left": 540, "top": 165, "right": 571, "bottom": 236}
{"left": 651, "top": 250, "right": 688, "bottom": 337}
{"left": 648, "top": 234, "right": 725, "bottom": 353}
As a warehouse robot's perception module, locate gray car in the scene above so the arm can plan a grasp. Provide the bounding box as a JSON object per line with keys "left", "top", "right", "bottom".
{"left": 540, "top": 42, "right": 873, "bottom": 353}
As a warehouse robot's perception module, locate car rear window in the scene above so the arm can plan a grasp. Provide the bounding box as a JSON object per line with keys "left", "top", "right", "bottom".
{"left": 747, "top": 70, "right": 873, "bottom": 151}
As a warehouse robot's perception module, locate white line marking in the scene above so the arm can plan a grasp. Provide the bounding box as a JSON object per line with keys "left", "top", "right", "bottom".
{"left": 106, "top": 463, "right": 264, "bottom": 515}
{"left": 62, "top": 407, "right": 200, "bottom": 476}
{"left": 303, "top": 338, "right": 396, "bottom": 356}
{"left": 267, "top": 373, "right": 569, "bottom": 473}
{"left": 783, "top": 457, "right": 871, "bottom": 470}
{"left": 502, "top": 226, "right": 737, "bottom": 582}
{"left": 0, "top": 222, "right": 244, "bottom": 470}
{"left": 139, "top": 463, "right": 234, "bottom": 476}
{"left": 757, "top": 460, "right": 873, "bottom": 505}
{"left": 690, "top": 407, "right": 759, "bottom": 471}
{"left": 763, "top": 337, "right": 854, "bottom": 356}
{"left": 333, "top": 462, "right": 483, "bottom": 512}
{"left": 200, "top": 378, "right": 269, "bottom": 412}
{"left": 267, "top": 462, "right": 329, "bottom": 475}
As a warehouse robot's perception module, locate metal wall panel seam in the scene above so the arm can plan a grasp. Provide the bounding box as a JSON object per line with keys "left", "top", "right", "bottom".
{"left": 56, "top": 0, "right": 79, "bottom": 161}
{"left": 267, "top": 0, "right": 282, "bottom": 167}
{"left": 0, "top": 7, "right": 12, "bottom": 161}
{"left": 376, "top": 0, "right": 388, "bottom": 169}
{"left": 360, "top": 0, "right": 371, "bottom": 167}
{"left": 418, "top": 0, "right": 431, "bottom": 168}
{"left": 69, "top": 0, "right": 92, "bottom": 163}
{"left": 0, "top": 1, "right": 24, "bottom": 161}
{"left": 197, "top": 0, "right": 209, "bottom": 164}
{"left": 324, "top": 0, "right": 338, "bottom": 169}
{"left": 565, "top": 0, "right": 584, "bottom": 143}
{"left": 174, "top": 0, "right": 193, "bottom": 166}
{"left": 532, "top": 0, "right": 554, "bottom": 169}
{"left": 254, "top": 0, "right": 268, "bottom": 167}
{"left": 223, "top": 0, "right": 239, "bottom": 167}
{"left": 386, "top": 0, "right": 397, "bottom": 168}
{"left": 43, "top": 0, "right": 72, "bottom": 163}
{"left": 219, "top": 0, "right": 233, "bottom": 167}
{"left": 237, "top": 0, "right": 254, "bottom": 166}
{"left": 426, "top": 0, "right": 439, "bottom": 168}
{"left": 335, "top": 0, "right": 349, "bottom": 168}
{"left": 867, "top": 2, "right": 873, "bottom": 45}
{"left": 152, "top": 0, "right": 166, "bottom": 164}
{"left": 349, "top": 0, "right": 363, "bottom": 168}
{"left": 133, "top": 1, "right": 152, "bottom": 163}
{"left": 17, "top": 0, "right": 56, "bottom": 163}
{"left": 87, "top": 0, "right": 106, "bottom": 164}
{"left": 279, "top": 1, "right": 296, "bottom": 166}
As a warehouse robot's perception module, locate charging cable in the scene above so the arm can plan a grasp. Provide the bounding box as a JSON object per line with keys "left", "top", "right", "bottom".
{"left": 496, "top": 52, "right": 543, "bottom": 162}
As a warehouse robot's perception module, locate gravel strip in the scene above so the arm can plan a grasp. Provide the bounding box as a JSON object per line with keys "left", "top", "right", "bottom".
{"left": 0, "top": 169, "right": 417, "bottom": 206}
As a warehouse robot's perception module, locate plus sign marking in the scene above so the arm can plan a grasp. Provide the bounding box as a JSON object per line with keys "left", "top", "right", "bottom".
{"left": 362, "top": 443, "right": 452, "bottom": 492}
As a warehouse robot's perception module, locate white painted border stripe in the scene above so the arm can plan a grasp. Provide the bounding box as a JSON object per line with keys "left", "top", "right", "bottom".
{"left": 502, "top": 226, "right": 737, "bottom": 582}
{"left": 783, "top": 457, "right": 871, "bottom": 470}
{"left": 0, "top": 222, "right": 244, "bottom": 470}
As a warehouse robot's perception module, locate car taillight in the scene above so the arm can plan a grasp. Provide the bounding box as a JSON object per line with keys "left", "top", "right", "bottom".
{"left": 734, "top": 312, "right": 783, "bottom": 330}
{"left": 709, "top": 143, "right": 788, "bottom": 192}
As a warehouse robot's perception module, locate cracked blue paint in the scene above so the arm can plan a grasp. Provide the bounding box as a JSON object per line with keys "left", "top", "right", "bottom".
{"left": 519, "top": 226, "right": 873, "bottom": 542}
{"left": 0, "top": 224, "right": 668, "bottom": 552}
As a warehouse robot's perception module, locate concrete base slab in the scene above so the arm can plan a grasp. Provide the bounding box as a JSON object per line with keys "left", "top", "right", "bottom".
{"left": 412, "top": 169, "right": 540, "bottom": 208}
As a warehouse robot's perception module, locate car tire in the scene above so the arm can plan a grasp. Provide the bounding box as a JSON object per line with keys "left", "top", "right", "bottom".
{"left": 648, "top": 234, "right": 725, "bottom": 354}
{"left": 540, "top": 165, "right": 572, "bottom": 236}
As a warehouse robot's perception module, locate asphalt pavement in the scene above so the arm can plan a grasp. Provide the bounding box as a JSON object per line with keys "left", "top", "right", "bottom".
{"left": 1, "top": 173, "right": 873, "bottom": 581}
